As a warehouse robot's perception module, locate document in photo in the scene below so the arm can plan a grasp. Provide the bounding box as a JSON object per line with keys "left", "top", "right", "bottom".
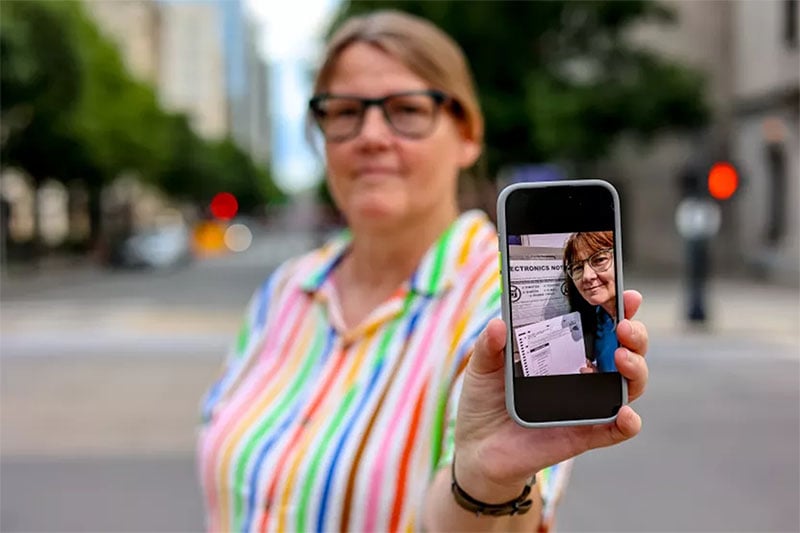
{"left": 508, "top": 257, "right": 570, "bottom": 326}
{"left": 515, "top": 312, "right": 587, "bottom": 377}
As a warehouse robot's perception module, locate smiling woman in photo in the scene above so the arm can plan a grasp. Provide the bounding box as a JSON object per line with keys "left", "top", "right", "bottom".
{"left": 563, "top": 231, "right": 619, "bottom": 373}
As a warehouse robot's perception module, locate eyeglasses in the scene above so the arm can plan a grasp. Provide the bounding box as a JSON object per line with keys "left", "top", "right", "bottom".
{"left": 309, "top": 90, "right": 454, "bottom": 143}
{"left": 566, "top": 248, "right": 613, "bottom": 281}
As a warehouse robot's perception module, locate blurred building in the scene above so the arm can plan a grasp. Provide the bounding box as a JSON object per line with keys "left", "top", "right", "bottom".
{"left": 221, "top": 0, "right": 271, "bottom": 165}
{"left": 608, "top": 0, "right": 799, "bottom": 284}
{"left": 81, "top": 0, "right": 161, "bottom": 84}
{"left": 85, "top": 0, "right": 226, "bottom": 139}
{"left": 72, "top": 0, "right": 273, "bottom": 254}
{"left": 240, "top": 19, "right": 271, "bottom": 166}
{"left": 731, "top": 0, "right": 799, "bottom": 282}
{"left": 85, "top": 0, "right": 270, "bottom": 159}
{"left": 157, "top": 1, "right": 228, "bottom": 139}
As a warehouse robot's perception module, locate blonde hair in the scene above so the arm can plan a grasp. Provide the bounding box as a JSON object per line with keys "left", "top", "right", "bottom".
{"left": 312, "top": 10, "right": 484, "bottom": 144}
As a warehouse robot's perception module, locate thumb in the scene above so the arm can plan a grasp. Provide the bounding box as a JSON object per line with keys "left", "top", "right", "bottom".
{"left": 469, "top": 318, "right": 508, "bottom": 375}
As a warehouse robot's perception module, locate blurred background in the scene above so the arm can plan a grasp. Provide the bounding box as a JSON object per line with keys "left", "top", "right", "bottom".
{"left": 0, "top": 0, "right": 797, "bottom": 531}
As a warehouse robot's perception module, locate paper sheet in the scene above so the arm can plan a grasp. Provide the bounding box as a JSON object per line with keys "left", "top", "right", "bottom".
{"left": 515, "top": 311, "right": 587, "bottom": 376}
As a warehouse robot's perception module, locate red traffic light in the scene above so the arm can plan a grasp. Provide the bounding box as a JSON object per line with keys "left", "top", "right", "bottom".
{"left": 210, "top": 192, "right": 238, "bottom": 220}
{"left": 707, "top": 162, "right": 738, "bottom": 200}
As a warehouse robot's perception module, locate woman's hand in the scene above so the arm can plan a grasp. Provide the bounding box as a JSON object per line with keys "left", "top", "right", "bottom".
{"left": 580, "top": 358, "right": 598, "bottom": 374}
{"left": 452, "top": 290, "right": 649, "bottom": 503}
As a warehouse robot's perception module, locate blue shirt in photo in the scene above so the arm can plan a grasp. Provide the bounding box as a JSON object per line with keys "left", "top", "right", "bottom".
{"left": 594, "top": 307, "right": 618, "bottom": 373}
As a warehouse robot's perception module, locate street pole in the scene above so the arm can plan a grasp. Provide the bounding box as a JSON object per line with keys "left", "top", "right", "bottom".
{"left": 685, "top": 236, "right": 710, "bottom": 323}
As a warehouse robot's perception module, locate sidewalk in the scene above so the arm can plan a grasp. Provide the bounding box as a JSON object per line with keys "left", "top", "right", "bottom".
{"left": 627, "top": 275, "right": 799, "bottom": 346}
{"left": 0, "top": 301, "right": 241, "bottom": 357}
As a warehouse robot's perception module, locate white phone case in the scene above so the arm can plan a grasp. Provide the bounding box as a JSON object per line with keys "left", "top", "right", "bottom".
{"left": 497, "top": 179, "right": 627, "bottom": 427}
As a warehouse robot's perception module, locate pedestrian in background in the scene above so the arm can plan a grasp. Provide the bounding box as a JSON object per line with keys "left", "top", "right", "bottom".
{"left": 198, "top": 10, "right": 650, "bottom": 532}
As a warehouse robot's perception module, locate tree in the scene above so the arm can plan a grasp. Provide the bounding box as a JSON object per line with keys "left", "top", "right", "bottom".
{"left": 0, "top": 1, "right": 82, "bottom": 143}
{"left": 1, "top": 0, "right": 86, "bottom": 248}
{"left": 330, "top": 0, "right": 709, "bottom": 177}
{"left": 1, "top": 0, "right": 170, "bottom": 245}
{"left": 157, "top": 114, "right": 285, "bottom": 214}
{"left": 58, "top": 0, "right": 176, "bottom": 240}
{"left": 2, "top": 0, "right": 285, "bottom": 256}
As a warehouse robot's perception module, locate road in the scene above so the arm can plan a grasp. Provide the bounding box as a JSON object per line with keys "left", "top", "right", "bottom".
{"left": 558, "top": 335, "right": 799, "bottom": 532}
{"left": 1, "top": 235, "right": 798, "bottom": 532}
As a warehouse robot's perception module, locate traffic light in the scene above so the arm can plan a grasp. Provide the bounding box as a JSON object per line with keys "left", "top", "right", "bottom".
{"left": 210, "top": 192, "right": 238, "bottom": 220}
{"left": 707, "top": 161, "right": 739, "bottom": 201}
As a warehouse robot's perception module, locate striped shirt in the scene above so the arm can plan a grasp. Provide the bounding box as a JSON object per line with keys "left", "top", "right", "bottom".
{"left": 198, "top": 210, "right": 570, "bottom": 532}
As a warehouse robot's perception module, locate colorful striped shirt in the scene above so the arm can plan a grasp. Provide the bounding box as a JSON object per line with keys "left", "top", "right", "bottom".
{"left": 197, "top": 210, "right": 570, "bottom": 532}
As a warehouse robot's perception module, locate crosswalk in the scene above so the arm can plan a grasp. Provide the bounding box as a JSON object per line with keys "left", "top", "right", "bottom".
{"left": 0, "top": 232, "right": 318, "bottom": 359}
{"left": 1, "top": 299, "right": 240, "bottom": 358}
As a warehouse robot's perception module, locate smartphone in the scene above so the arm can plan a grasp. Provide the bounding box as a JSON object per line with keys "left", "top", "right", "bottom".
{"left": 497, "top": 180, "right": 626, "bottom": 427}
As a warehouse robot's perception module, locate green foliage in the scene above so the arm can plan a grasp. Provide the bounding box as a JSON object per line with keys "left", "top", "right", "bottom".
{"left": 1, "top": 0, "right": 84, "bottom": 183}
{"left": 0, "top": 0, "right": 162, "bottom": 187}
{"left": 1, "top": 0, "right": 283, "bottom": 218}
{"left": 330, "top": 0, "right": 709, "bottom": 174}
{"left": 0, "top": 1, "right": 82, "bottom": 127}
{"left": 66, "top": 1, "right": 171, "bottom": 186}
{"left": 156, "top": 115, "right": 285, "bottom": 213}
{"left": 200, "top": 138, "right": 283, "bottom": 213}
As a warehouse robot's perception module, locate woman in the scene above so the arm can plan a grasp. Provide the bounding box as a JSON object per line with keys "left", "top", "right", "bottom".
{"left": 198, "top": 11, "right": 650, "bottom": 532}
{"left": 564, "top": 231, "right": 619, "bottom": 373}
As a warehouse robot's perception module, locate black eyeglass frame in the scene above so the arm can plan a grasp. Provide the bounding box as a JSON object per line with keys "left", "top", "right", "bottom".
{"left": 308, "top": 89, "right": 455, "bottom": 142}
{"left": 566, "top": 248, "right": 614, "bottom": 281}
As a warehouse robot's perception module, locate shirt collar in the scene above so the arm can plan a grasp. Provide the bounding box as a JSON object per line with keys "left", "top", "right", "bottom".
{"left": 299, "top": 229, "right": 352, "bottom": 293}
{"left": 299, "top": 210, "right": 495, "bottom": 297}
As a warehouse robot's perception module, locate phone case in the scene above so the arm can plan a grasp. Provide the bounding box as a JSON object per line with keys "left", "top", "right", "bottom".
{"left": 497, "top": 179, "right": 627, "bottom": 428}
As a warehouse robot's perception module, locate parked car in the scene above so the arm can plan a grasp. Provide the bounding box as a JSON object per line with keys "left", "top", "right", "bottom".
{"left": 109, "top": 223, "right": 193, "bottom": 269}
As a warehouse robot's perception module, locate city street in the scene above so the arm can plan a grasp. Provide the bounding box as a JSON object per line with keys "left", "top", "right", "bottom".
{"left": 1, "top": 234, "right": 798, "bottom": 532}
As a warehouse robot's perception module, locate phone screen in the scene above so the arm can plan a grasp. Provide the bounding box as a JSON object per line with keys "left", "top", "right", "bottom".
{"left": 499, "top": 181, "right": 625, "bottom": 425}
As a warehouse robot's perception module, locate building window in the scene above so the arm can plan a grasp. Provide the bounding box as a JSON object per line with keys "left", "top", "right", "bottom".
{"left": 786, "top": 0, "right": 798, "bottom": 48}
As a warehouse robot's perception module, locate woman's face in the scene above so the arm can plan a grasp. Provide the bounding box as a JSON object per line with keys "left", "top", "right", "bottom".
{"left": 321, "top": 43, "right": 480, "bottom": 230}
{"left": 571, "top": 244, "right": 616, "bottom": 310}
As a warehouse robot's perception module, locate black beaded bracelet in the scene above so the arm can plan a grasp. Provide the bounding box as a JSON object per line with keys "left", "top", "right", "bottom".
{"left": 450, "top": 459, "right": 536, "bottom": 517}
